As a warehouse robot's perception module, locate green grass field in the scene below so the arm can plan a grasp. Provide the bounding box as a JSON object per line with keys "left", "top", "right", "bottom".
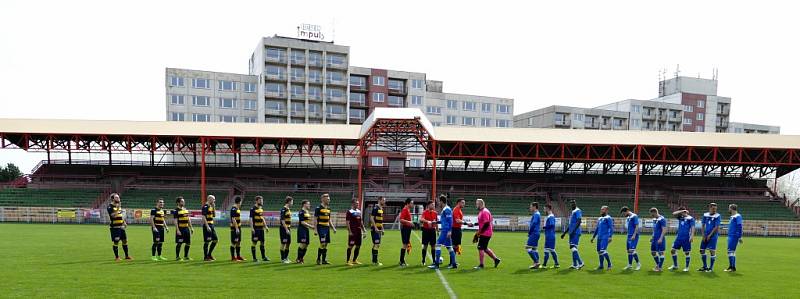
{"left": 1, "top": 223, "right": 798, "bottom": 298}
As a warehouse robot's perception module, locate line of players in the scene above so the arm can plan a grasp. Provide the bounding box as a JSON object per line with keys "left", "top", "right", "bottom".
{"left": 107, "top": 193, "right": 743, "bottom": 272}
{"left": 526, "top": 200, "right": 744, "bottom": 272}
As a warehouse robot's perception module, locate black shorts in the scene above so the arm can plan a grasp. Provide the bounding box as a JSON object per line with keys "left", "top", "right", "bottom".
{"left": 297, "top": 228, "right": 310, "bottom": 244}
{"left": 452, "top": 228, "right": 463, "bottom": 246}
{"left": 371, "top": 229, "right": 382, "bottom": 245}
{"left": 348, "top": 231, "right": 363, "bottom": 247}
{"left": 477, "top": 235, "right": 491, "bottom": 250}
{"left": 110, "top": 227, "right": 127, "bottom": 242}
{"left": 230, "top": 228, "right": 242, "bottom": 243}
{"left": 176, "top": 227, "right": 191, "bottom": 244}
{"left": 152, "top": 226, "right": 165, "bottom": 243}
{"left": 251, "top": 229, "right": 265, "bottom": 243}
{"left": 280, "top": 228, "right": 292, "bottom": 245}
{"left": 401, "top": 226, "right": 412, "bottom": 245}
{"left": 421, "top": 229, "right": 436, "bottom": 246}
{"left": 317, "top": 226, "right": 330, "bottom": 244}
{"left": 203, "top": 225, "right": 218, "bottom": 242}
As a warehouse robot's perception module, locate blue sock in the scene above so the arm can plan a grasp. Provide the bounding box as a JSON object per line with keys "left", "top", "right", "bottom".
{"left": 633, "top": 253, "right": 639, "bottom": 263}
{"left": 527, "top": 249, "right": 536, "bottom": 263}
{"left": 653, "top": 255, "right": 659, "bottom": 265}
{"left": 533, "top": 251, "right": 539, "bottom": 263}
{"left": 552, "top": 251, "right": 559, "bottom": 265}
{"left": 598, "top": 253, "right": 604, "bottom": 268}
{"left": 434, "top": 248, "right": 441, "bottom": 265}
{"left": 448, "top": 248, "right": 456, "bottom": 266}
{"left": 701, "top": 254, "right": 707, "bottom": 268}
{"left": 710, "top": 255, "right": 716, "bottom": 270}
{"left": 685, "top": 255, "right": 690, "bottom": 268}
{"left": 731, "top": 256, "right": 736, "bottom": 268}
{"left": 543, "top": 251, "right": 550, "bottom": 266}
{"left": 672, "top": 254, "right": 678, "bottom": 267}
{"left": 605, "top": 253, "right": 611, "bottom": 267}
{"left": 572, "top": 250, "right": 581, "bottom": 266}
{"left": 628, "top": 253, "right": 633, "bottom": 265}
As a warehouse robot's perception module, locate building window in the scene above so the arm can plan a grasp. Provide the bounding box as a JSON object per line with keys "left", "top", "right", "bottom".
{"left": 326, "top": 104, "right": 345, "bottom": 115}
{"left": 409, "top": 159, "right": 423, "bottom": 168}
{"left": 349, "top": 109, "right": 365, "bottom": 120}
{"left": 496, "top": 120, "right": 511, "bottom": 127}
{"left": 388, "top": 95, "right": 404, "bottom": 107}
{"left": 169, "top": 76, "right": 184, "bottom": 87}
{"left": 462, "top": 117, "right": 475, "bottom": 126}
{"left": 170, "top": 112, "right": 185, "bottom": 121}
{"left": 446, "top": 115, "right": 457, "bottom": 125}
{"left": 388, "top": 79, "right": 404, "bottom": 91}
{"left": 411, "top": 79, "right": 424, "bottom": 89}
{"left": 243, "top": 99, "right": 257, "bottom": 110}
{"left": 371, "top": 156, "right": 384, "bottom": 167}
{"left": 481, "top": 103, "right": 492, "bottom": 113}
{"left": 308, "top": 69, "right": 322, "bottom": 82}
{"left": 191, "top": 78, "right": 210, "bottom": 89}
{"left": 481, "top": 118, "right": 492, "bottom": 127}
{"left": 350, "top": 92, "right": 366, "bottom": 105}
{"left": 290, "top": 50, "right": 305, "bottom": 64}
{"left": 292, "top": 85, "right": 305, "bottom": 97}
{"left": 170, "top": 95, "right": 184, "bottom": 105}
{"left": 573, "top": 113, "right": 584, "bottom": 121}
{"left": 192, "top": 113, "right": 210, "bottom": 122}
{"left": 447, "top": 100, "right": 458, "bottom": 109}
{"left": 497, "top": 104, "right": 511, "bottom": 114}
{"left": 265, "top": 83, "right": 285, "bottom": 95}
{"left": 410, "top": 95, "right": 423, "bottom": 106}
{"left": 426, "top": 106, "right": 442, "bottom": 115}
{"left": 291, "top": 68, "right": 305, "bottom": 81}
{"left": 326, "top": 53, "right": 346, "bottom": 66}
{"left": 192, "top": 96, "right": 209, "bottom": 107}
{"left": 697, "top": 113, "right": 704, "bottom": 121}
{"left": 527, "top": 118, "right": 534, "bottom": 126}
{"left": 631, "top": 119, "right": 640, "bottom": 127}
{"left": 697, "top": 100, "right": 705, "bottom": 108}
{"left": 244, "top": 82, "right": 256, "bottom": 93}
{"left": 614, "top": 119, "right": 624, "bottom": 128}
{"left": 266, "top": 47, "right": 286, "bottom": 61}
{"left": 683, "top": 118, "right": 693, "bottom": 125}
{"left": 372, "top": 76, "right": 385, "bottom": 86}
{"left": 432, "top": 122, "right": 441, "bottom": 127}
{"left": 326, "top": 87, "right": 344, "bottom": 99}
{"left": 219, "top": 98, "right": 237, "bottom": 109}
{"left": 219, "top": 115, "right": 236, "bottom": 123}
{"left": 308, "top": 86, "right": 322, "bottom": 99}
{"left": 243, "top": 117, "right": 257, "bottom": 123}
{"left": 684, "top": 105, "right": 693, "bottom": 112}
{"left": 696, "top": 125, "right": 705, "bottom": 132}
{"left": 266, "top": 65, "right": 285, "bottom": 77}
{"left": 462, "top": 101, "right": 476, "bottom": 111}
{"left": 349, "top": 76, "right": 366, "bottom": 87}
{"left": 218, "top": 80, "right": 237, "bottom": 91}
{"left": 326, "top": 71, "right": 345, "bottom": 83}
{"left": 308, "top": 51, "right": 322, "bottom": 65}
{"left": 265, "top": 100, "right": 285, "bottom": 111}
{"left": 631, "top": 105, "right": 641, "bottom": 113}
{"left": 291, "top": 102, "right": 304, "bottom": 113}
{"left": 372, "top": 92, "right": 385, "bottom": 102}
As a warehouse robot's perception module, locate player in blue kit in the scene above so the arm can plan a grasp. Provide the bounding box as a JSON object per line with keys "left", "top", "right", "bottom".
{"left": 669, "top": 209, "right": 695, "bottom": 272}
{"left": 526, "top": 202, "right": 542, "bottom": 269}
{"left": 649, "top": 207, "right": 667, "bottom": 272}
{"left": 620, "top": 206, "right": 641, "bottom": 271}
{"left": 430, "top": 195, "right": 457, "bottom": 269}
{"left": 591, "top": 206, "right": 614, "bottom": 270}
{"left": 561, "top": 200, "right": 584, "bottom": 269}
{"left": 699, "top": 203, "right": 721, "bottom": 272}
{"left": 725, "top": 204, "right": 744, "bottom": 272}
{"left": 542, "top": 204, "right": 559, "bottom": 268}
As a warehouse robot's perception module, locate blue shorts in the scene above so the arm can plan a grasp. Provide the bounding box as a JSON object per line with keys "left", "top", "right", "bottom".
{"left": 596, "top": 238, "right": 610, "bottom": 252}
{"left": 727, "top": 236, "right": 740, "bottom": 252}
{"left": 700, "top": 236, "right": 718, "bottom": 251}
{"left": 672, "top": 238, "right": 691, "bottom": 252}
{"left": 569, "top": 233, "right": 581, "bottom": 247}
{"left": 544, "top": 236, "right": 556, "bottom": 249}
{"left": 526, "top": 233, "right": 540, "bottom": 248}
{"left": 650, "top": 238, "right": 666, "bottom": 252}
{"left": 437, "top": 230, "right": 452, "bottom": 247}
{"left": 626, "top": 234, "right": 639, "bottom": 250}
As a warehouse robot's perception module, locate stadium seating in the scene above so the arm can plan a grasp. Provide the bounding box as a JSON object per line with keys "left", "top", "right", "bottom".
{"left": 683, "top": 199, "right": 797, "bottom": 221}
{"left": 245, "top": 191, "right": 354, "bottom": 212}
{"left": 121, "top": 188, "right": 229, "bottom": 209}
{"left": 0, "top": 188, "right": 103, "bottom": 208}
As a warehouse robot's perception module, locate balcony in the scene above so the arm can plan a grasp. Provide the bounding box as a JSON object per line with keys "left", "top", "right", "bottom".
{"left": 326, "top": 112, "right": 347, "bottom": 120}
{"left": 326, "top": 78, "right": 347, "bottom": 86}
{"left": 264, "top": 91, "right": 286, "bottom": 98}
{"left": 308, "top": 59, "right": 323, "bottom": 68}
{"left": 716, "top": 120, "right": 730, "bottom": 127}
{"left": 326, "top": 95, "right": 347, "bottom": 103}
{"left": 265, "top": 109, "right": 286, "bottom": 116}
{"left": 308, "top": 76, "right": 323, "bottom": 84}
{"left": 657, "top": 114, "right": 667, "bottom": 121}
{"left": 642, "top": 113, "right": 656, "bottom": 120}
{"left": 350, "top": 84, "right": 367, "bottom": 92}
{"left": 600, "top": 123, "right": 612, "bottom": 130}
{"left": 308, "top": 94, "right": 323, "bottom": 101}
{"left": 585, "top": 122, "right": 600, "bottom": 129}
{"left": 388, "top": 86, "right": 406, "bottom": 95}
{"left": 290, "top": 110, "right": 305, "bottom": 117}
{"left": 350, "top": 116, "right": 366, "bottom": 123}
{"left": 290, "top": 57, "right": 305, "bottom": 65}
{"left": 554, "top": 119, "right": 571, "bottom": 127}
{"left": 349, "top": 99, "right": 366, "bottom": 107}
{"left": 308, "top": 111, "right": 322, "bottom": 118}
{"left": 264, "top": 73, "right": 287, "bottom": 81}
{"left": 265, "top": 55, "right": 287, "bottom": 64}
{"left": 326, "top": 61, "right": 347, "bottom": 70}
{"left": 290, "top": 75, "right": 305, "bottom": 82}
{"left": 291, "top": 93, "right": 305, "bottom": 100}
{"left": 717, "top": 106, "right": 730, "bottom": 115}
{"left": 668, "top": 115, "right": 682, "bottom": 122}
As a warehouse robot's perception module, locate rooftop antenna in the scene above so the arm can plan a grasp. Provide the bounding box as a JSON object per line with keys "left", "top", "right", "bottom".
{"left": 675, "top": 64, "right": 681, "bottom": 78}
{"left": 331, "top": 17, "right": 336, "bottom": 42}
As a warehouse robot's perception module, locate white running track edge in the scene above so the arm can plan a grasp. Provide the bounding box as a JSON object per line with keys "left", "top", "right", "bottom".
{"left": 412, "top": 231, "right": 458, "bottom": 299}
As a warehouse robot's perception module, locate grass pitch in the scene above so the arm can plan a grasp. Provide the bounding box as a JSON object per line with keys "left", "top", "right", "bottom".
{"left": 1, "top": 223, "right": 798, "bottom": 298}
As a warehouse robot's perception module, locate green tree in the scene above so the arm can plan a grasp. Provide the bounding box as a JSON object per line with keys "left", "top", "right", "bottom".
{"left": 0, "top": 163, "right": 23, "bottom": 182}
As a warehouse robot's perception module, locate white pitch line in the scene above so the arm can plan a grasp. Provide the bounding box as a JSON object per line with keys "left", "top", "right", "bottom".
{"left": 412, "top": 231, "right": 458, "bottom": 299}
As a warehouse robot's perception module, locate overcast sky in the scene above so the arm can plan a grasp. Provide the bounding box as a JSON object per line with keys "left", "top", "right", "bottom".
{"left": 2, "top": 0, "right": 799, "bottom": 172}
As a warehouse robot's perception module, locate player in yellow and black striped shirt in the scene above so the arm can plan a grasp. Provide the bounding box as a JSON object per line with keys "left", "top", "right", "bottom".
{"left": 279, "top": 196, "right": 294, "bottom": 264}
{"left": 173, "top": 196, "right": 194, "bottom": 261}
{"left": 201, "top": 195, "right": 218, "bottom": 261}
{"left": 229, "top": 196, "right": 244, "bottom": 261}
{"left": 149, "top": 198, "right": 168, "bottom": 261}
{"left": 314, "top": 193, "right": 337, "bottom": 265}
{"left": 107, "top": 193, "right": 131, "bottom": 261}
{"left": 250, "top": 195, "right": 270, "bottom": 262}
{"left": 370, "top": 196, "right": 386, "bottom": 265}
